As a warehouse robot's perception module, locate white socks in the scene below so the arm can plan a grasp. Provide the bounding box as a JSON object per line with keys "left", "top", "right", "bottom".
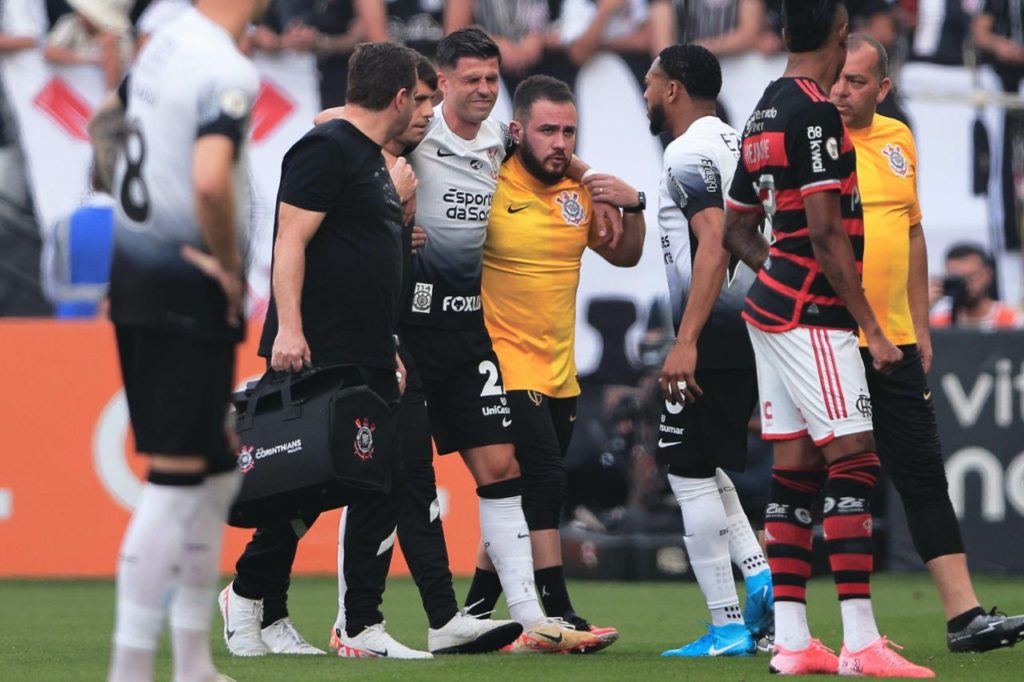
{"left": 110, "top": 471, "right": 240, "bottom": 682}
{"left": 716, "top": 468, "right": 769, "bottom": 579}
{"left": 668, "top": 474, "right": 742, "bottom": 626}
{"left": 335, "top": 507, "right": 349, "bottom": 633}
{"left": 110, "top": 482, "right": 204, "bottom": 682}
{"left": 841, "top": 599, "right": 881, "bottom": 651}
{"left": 170, "top": 470, "right": 241, "bottom": 682}
{"left": 478, "top": 495, "right": 545, "bottom": 626}
{"left": 776, "top": 601, "right": 812, "bottom": 651}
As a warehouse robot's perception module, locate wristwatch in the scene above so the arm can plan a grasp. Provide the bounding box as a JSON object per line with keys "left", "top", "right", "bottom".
{"left": 623, "top": 191, "right": 646, "bottom": 213}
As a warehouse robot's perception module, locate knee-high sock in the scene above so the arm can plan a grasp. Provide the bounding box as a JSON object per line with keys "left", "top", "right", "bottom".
{"left": 824, "top": 452, "right": 881, "bottom": 651}
{"left": 109, "top": 482, "right": 205, "bottom": 682}
{"left": 170, "top": 470, "right": 240, "bottom": 682}
{"left": 766, "top": 467, "right": 825, "bottom": 651}
{"left": 477, "top": 479, "right": 544, "bottom": 626}
{"left": 668, "top": 474, "right": 742, "bottom": 626}
{"left": 716, "top": 468, "right": 769, "bottom": 578}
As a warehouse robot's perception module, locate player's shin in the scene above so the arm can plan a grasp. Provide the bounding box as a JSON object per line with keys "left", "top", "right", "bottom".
{"left": 476, "top": 478, "right": 545, "bottom": 626}
{"left": 668, "top": 474, "right": 742, "bottom": 626}
{"left": 823, "top": 452, "right": 882, "bottom": 652}
{"left": 765, "top": 467, "right": 825, "bottom": 651}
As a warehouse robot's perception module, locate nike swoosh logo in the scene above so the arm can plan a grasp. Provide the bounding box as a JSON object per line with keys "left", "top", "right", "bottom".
{"left": 569, "top": 414, "right": 576, "bottom": 422}
{"left": 658, "top": 439, "right": 682, "bottom": 448}
{"left": 367, "top": 648, "right": 388, "bottom": 657}
{"left": 923, "top": 391, "right": 932, "bottom": 400}
{"left": 436, "top": 148, "right": 456, "bottom": 157}
{"left": 536, "top": 631, "right": 563, "bottom": 644}
{"left": 226, "top": 628, "right": 236, "bottom": 639}
{"left": 517, "top": 532, "right": 529, "bottom": 538}
{"left": 708, "top": 640, "right": 745, "bottom": 656}
{"left": 502, "top": 417, "right": 512, "bottom": 427}
{"left": 507, "top": 204, "right": 530, "bottom": 213}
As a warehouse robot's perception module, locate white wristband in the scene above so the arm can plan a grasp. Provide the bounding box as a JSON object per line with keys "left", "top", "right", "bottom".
{"left": 582, "top": 169, "right": 599, "bottom": 181}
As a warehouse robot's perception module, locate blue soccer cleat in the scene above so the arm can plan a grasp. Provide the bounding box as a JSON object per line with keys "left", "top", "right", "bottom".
{"left": 661, "top": 622, "right": 755, "bottom": 657}
{"left": 743, "top": 569, "right": 774, "bottom": 638}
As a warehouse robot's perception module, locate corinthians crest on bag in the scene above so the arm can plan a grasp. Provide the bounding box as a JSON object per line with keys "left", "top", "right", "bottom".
{"left": 227, "top": 365, "right": 398, "bottom": 528}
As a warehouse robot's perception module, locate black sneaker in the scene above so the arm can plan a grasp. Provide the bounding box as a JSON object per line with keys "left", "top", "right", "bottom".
{"left": 948, "top": 607, "right": 1024, "bottom": 653}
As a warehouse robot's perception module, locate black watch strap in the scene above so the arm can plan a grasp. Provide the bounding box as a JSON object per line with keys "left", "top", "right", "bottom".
{"left": 623, "top": 190, "right": 646, "bottom": 213}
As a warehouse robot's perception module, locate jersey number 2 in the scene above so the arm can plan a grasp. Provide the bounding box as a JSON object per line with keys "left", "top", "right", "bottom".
{"left": 478, "top": 360, "right": 504, "bottom": 397}
{"left": 120, "top": 119, "right": 151, "bottom": 223}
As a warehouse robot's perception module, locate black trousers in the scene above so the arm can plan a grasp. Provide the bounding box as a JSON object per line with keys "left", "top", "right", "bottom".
{"left": 233, "top": 353, "right": 458, "bottom": 633}
{"left": 862, "top": 344, "right": 965, "bottom": 562}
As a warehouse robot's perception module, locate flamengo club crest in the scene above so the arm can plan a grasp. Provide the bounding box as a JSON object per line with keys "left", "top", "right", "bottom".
{"left": 555, "top": 190, "right": 586, "bottom": 226}
{"left": 882, "top": 143, "right": 908, "bottom": 177}
{"left": 354, "top": 418, "right": 376, "bottom": 461}
{"left": 237, "top": 445, "right": 255, "bottom": 473}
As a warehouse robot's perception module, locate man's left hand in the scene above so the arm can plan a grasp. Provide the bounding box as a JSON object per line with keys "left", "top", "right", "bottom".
{"left": 583, "top": 173, "right": 641, "bottom": 210}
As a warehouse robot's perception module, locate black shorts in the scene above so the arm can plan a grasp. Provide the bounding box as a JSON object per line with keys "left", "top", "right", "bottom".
{"left": 656, "top": 367, "right": 758, "bottom": 476}
{"left": 399, "top": 325, "right": 512, "bottom": 455}
{"left": 509, "top": 390, "right": 577, "bottom": 464}
{"left": 860, "top": 345, "right": 945, "bottom": 488}
{"left": 115, "top": 325, "right": 236, "bottom": 472}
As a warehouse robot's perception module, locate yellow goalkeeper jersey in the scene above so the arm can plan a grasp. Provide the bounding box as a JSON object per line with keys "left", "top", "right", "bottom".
{"left": 849, "top": 114, "right": 923, "bottom": 347}
{"left": 482, "top": 154, "right": 598, "bottom": 397}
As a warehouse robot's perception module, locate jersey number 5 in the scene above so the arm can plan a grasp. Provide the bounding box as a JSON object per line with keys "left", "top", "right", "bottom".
{"left": 120, "top": 119, "right": 151, "bottom": 223}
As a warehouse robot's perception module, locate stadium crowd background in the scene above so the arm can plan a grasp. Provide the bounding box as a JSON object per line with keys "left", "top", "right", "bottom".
{"left": 1, "top": 0, "right": 1024, "bottom": 579}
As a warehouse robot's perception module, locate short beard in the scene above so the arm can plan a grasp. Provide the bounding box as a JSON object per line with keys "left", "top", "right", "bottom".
{"left": 648, "top": 102, "right": 667, "bottom": 136}
{"left": 519, "top": 137, "right": 566, "bottom": 185}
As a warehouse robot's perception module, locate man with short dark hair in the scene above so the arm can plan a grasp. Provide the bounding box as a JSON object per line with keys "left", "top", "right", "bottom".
{"left": 400, "top": 27, "right": 605, "bottom": 652}
{"left": 931, "top": 243, "right": 1024, "bottom": 329}
{"left": 644, "top": 42, "right": 772, "bottom": 659}
{"left": 219, "top": 40, "right": 431, "bottom": 659}
{"left": 831, "top": 32, "right": 1024, "bottom": 654}
{"left": 467, "top": 73, "right": 644, "bottom": 652}
{"left": 724, "top": 0, "right": 933, "bottom": 676}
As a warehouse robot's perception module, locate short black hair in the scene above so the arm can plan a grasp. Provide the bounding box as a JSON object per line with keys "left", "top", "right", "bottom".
{"left": 784, "top": 0, "right": 844, "bottom": 53}
{"left": 416, "top": 54, "right": 438, "bottom": 91}
{"left": 656, "top": 44, "right": 722, "bottom": 100}
{"left": 947, "top": 242, "right": 994, "bottom": 267}
{"left": 435, "top": 27, "right": 501, "bottom": 69}
{"left": 848, "top": 33, "right": 889, "bottom": 81}
{"left": 513, "top": 75, "right": 574, "bottom": 121}
{"left": 346, "top": 42, "right": 418, "bottom": 110}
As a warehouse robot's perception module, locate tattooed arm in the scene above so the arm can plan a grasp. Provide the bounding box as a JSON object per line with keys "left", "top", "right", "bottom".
{"left": 722, "top": 207, "right": 768, "bottom": 272}
{"left": 86, "top": 91, "right": 126, "bottom": 194}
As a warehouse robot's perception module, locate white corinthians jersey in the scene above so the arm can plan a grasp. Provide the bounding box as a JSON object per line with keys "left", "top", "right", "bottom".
{"left": 405, "top": 104, "right": 511, "bottom": 329}
{"left": 658, "top": 115, "right": 756, "bottom": 368}
{"left": 109, "top": 6, "right": 259, "bottom": 337}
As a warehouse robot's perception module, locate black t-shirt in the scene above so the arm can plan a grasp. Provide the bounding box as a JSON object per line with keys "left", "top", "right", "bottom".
{"left": 727, "top": 77, "right": 863, "bottom": 332}
{"left": 259, "top": 120, "right": 403, "bottom": 369}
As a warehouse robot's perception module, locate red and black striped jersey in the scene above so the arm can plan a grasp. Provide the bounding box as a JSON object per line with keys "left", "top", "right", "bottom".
{"left": 727, "top": 77, "right": 864, "bottom": 332}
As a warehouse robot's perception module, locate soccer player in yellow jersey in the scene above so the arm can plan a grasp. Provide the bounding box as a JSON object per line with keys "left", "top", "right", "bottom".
{"left": 832, "top": 33, "right": 1024, "bottom": 653}
{"left": 465, "top": 74, "right": 645, "bottom": 647}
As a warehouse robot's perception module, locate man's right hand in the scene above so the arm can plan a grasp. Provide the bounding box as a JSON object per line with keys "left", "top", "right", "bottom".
{"left": 271, "top": 327, "right": 311, "bottom": 372}
{"left": 181, "top": 245, "right": 244, "bottom": 326}
{"left": 866, "top": 332, "right": 903, "bottom": 375}
{"left": 389, "top": 157, "right": 418, "bottom": 204}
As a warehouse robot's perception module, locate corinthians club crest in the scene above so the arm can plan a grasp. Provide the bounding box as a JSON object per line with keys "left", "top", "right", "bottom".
{"left": 882, "top": 143, "right": 908, "bottom": 177}
{"left": 555, "top": 190, "right": 586, "bottom": 226}
{"left": 237, "top": 445, "right": 255, "bottom": 473}
{"left": 354, "top": 418, "right": 376, "bottom": 461}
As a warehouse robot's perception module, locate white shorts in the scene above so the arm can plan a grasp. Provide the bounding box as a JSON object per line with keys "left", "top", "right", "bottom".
{"left": 746, "top": 324, "right": 873, "bottom": 446}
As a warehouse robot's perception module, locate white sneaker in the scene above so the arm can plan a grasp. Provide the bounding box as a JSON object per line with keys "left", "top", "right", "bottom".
{"left": 334, "top": 621, "right": 433, "bottom": 659}
{"left": 261, "top": 617, "right": 326, "bottom": 655}
{"left": 218, "top": 583, "right": 269, "bottom": 657}
{"left": 428, "top": 610, "right": 523, "bottom": 654}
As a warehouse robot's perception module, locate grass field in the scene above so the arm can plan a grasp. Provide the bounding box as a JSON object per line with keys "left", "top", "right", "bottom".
{"left": 2, "top": 574, "right": 1023, "bottom": 680}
